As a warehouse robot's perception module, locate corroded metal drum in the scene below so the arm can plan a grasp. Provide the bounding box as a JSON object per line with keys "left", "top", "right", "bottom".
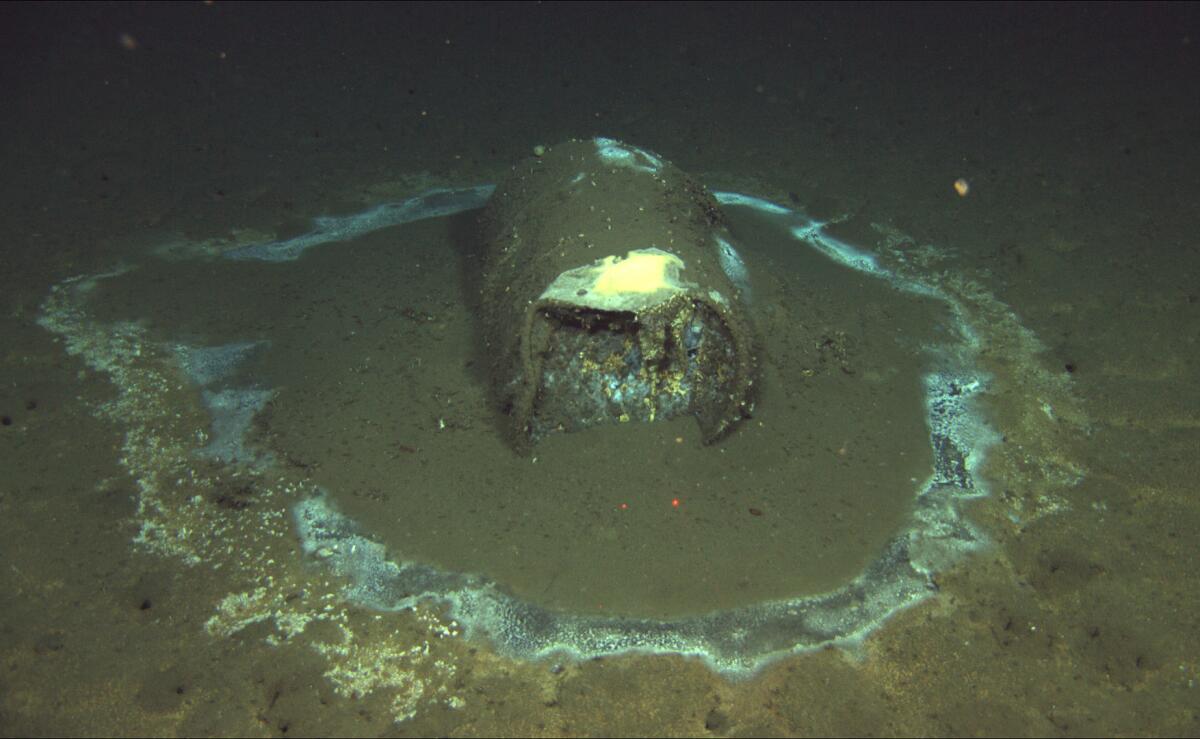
{"left": 478, "top": 138, "right": 760, "bottom": 452}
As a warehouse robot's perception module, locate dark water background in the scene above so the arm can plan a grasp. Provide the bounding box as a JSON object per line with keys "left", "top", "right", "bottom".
{"left": 2, "top": 3, "right": 1198, "bottom": 735}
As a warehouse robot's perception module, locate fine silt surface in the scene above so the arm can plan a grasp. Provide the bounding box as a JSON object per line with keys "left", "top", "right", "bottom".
{"left": 2, "top": 3, "right": 1198, "bottom": 736}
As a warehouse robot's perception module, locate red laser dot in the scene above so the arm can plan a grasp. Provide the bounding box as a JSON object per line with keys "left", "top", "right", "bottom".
{"left": 671, "top": 497, "right": 680, "bottom": 508}
{"left": 618, "top": 502, "right": 629, "bottom": 510}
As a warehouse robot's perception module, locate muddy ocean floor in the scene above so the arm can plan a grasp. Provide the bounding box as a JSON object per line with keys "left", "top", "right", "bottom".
{"left": 2, "top": 4, "right": 1199, "bottom": 736}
